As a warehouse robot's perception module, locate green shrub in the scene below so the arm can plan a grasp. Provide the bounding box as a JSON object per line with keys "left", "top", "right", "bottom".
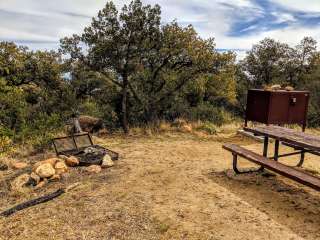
{"left": 16, "top": 113, "right": 63, "bottom": 150}
{"left": 187, "top": 104, "right": 229, "bottom": 126}
{"left": 80, "top": 100, "right": 103, "bottom": 118}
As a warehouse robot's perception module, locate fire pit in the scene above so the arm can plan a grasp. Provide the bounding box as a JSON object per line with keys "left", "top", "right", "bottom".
{"left": 52, "top": 133, "right": 119, "bottom": 166}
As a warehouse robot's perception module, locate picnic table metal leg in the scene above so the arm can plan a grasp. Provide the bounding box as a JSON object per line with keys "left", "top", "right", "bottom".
{"left": 232, "top": 153, "right": 241, "bottom": 174}
{"left": 274, "top": 140, "right": 279, "bottom": 161}
{"left": 232, "top": 153, "right": 261, "bottom": 174}
{"left": 297, "top": 150, "right": 305, "bottom": 167}
{"left": 231, "top": 136, "right": 270, "bottom": 174}
{"left": 263, "top": 136, "right": 269, "bottom": 157}
{"left": 257, "top": 136, "right": 269, "bottom": 171}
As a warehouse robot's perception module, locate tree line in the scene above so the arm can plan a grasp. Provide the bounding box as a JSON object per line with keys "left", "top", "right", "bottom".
{"left": 0, "top": 0, "right": 319, "bottom": 148}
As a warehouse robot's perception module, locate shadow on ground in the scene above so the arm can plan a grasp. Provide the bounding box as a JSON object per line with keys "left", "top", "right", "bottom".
{"left": 207, "top": 169, "right": 320, "bottom": 240}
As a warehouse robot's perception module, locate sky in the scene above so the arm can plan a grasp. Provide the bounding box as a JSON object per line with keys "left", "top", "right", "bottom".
{"left": 1, "top": 0, "right": 320, "bottom": 59}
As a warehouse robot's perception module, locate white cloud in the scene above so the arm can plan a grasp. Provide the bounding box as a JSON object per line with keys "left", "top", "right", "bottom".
{"left": 272, "top": 12, "right": 296, "bottom": 23}
{"left": 270, "top": 0, "right": 320, "bottom": 13}
{"left": 1, "top": 0, "right": 320, "bottom": 59}
{"left": 216, "top": 24, "right": 320, "bottom": 52}
{"left": 0, "top": 0, "right": 105, "bottom": 17}
{"left": 0, "top": 0, "right": 104, "bottom": 45}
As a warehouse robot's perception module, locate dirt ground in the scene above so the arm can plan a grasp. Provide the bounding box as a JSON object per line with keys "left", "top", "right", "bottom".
{"left": 1, "top": 131, "right": 320, "bottom": 240}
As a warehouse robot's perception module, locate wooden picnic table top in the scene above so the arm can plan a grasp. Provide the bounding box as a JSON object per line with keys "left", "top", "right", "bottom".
{"left": 244, "top": 125, "right": 320, "bottom": 152}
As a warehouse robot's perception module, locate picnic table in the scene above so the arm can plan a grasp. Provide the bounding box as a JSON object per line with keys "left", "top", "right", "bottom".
{"left": 244, "top": 125, "right": 320, "bottom": 165}
{"left": 223, "top": 125, "right": 320, "bottom": 191}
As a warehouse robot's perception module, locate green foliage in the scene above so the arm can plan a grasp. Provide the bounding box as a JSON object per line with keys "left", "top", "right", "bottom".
{"left": 187, "top": 104, "right": 231, "bottom": 126}
{"left": 241, "top": 37, "right": 317, "bottom": 88}
{"left": 0, "top": 43, "right": 70, "bottom": 150}
{"left": 80, "top": 100, "right": 103, "bottom": 119}
{"left": 17, "top": 113, "right": 63, "bottom": 150}
{"left": 300, "top": 55, "right": 320, "bottom": 127}
{"left": 60, "top": 0, "right": 237, "bottom": 132}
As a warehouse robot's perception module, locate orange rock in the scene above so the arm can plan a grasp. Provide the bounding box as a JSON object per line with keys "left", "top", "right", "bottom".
{"left": 54, "top": 161, "right": 68, "bottom": 175}
{"left": 32, "top": 158, "right": 60, "bottom": 172}
{"left": 271, "top": 84, "right": 281, "bottom": 91}
{"left": 35, "top": 163, "right": 56, "bottom": 178}
{"left": 12, "top": 162, "right": 28, "bottom": 169}
{"left": 65, "top": 156, "right": 79, "bottom": 167}
{"left": 35, "top": 179, "right": 48, "bottom": 189}
{"left": 285, "top": 86, "right": 294, "bottom": 91}
{"left": 181, "top": 124, "right": 192, "bottom": 133}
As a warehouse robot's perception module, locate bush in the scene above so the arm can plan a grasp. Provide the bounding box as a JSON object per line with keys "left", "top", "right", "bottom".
{"left": 80, "top": 100, "right": 103, "bottom": 119}
{"left": 186, "top": 104, "right": 230, "bottom": 126}
{"left": 16, "top": 113, "right": 64, "bottom": 150}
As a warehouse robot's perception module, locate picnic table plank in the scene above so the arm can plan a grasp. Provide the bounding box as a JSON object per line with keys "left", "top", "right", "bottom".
{"left": 244, "top": 125, "right": 320, "bottom": 152}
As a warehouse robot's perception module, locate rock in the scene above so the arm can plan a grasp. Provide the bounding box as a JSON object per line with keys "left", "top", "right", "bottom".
{"left": 83, "top": 146, "right": 105, "bottom": 156}
{"left": 101, "top": 154, "right": 114, "bottom": 168}
{"left": 78, "top": 115, "right": 104, "bottom": 133}
{"left": 32, "top": 158, "right": 60, "bottom": 172}
{"left": 54, "top": 161, "right": 68, "bottom": 175}
{"left": 49, "top": 174, "right": 61, "bottom": 182}
{"left": 11, "top": 161, "right": 28, "bottom": 170}
{"left": 285, "top": 86, "right": 294, "bottom": 91}
{"left": 181, "top": 124, "right": 192, "bottom": 133}
{"left": 35, "top": 163, "right": 56, "bottom": 178}
{"left": 271, "top": 84, "right": 282, "bottom": 91}
{"left": 35, "top": 179, "right": 48, "bottom": 189}
{"left": 65, "top": 156, "right": 79, "bottom": 167}
{"left": 11, "top": 174, "right": 30, "bottom": 192}
{"left": 30, "top": 172, "right": 41, "bottom": 185}
{"left": 85, "top": 165, "right": 102, "bottom": 174}
{"left": 84, "top": 147, "right": 97, "bottom": 154}
{"left": 264, "top": 85, "right": 272, "bottom": 91}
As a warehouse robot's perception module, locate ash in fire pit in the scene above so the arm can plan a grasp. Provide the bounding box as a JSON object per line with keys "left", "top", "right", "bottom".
{"left": 75, "top": 146, "right": 112, "bottom": 166}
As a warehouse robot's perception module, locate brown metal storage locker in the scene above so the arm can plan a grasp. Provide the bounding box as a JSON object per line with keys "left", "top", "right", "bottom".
{"left": 245, "top": 89, "right": 310, "bottom": 130}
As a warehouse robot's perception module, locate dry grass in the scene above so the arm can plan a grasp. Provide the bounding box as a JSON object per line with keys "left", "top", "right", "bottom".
{"left": 128, "top": 119, "right": 243, "bottom": 138}
{"left": 1, "top": 129, "right": 320, "bottom": 239}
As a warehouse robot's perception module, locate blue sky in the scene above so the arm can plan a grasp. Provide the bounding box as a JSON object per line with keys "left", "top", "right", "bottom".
{"left": 1, "top": 0, "right": 320, "bottom": 59}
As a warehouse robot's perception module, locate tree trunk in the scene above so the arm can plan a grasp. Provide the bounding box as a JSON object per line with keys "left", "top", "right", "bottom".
{"left": 122, "top": 74, "right": 129, "bottom": 134}
{"left": 144, "top": 103, "right": 158, "bottom": 124}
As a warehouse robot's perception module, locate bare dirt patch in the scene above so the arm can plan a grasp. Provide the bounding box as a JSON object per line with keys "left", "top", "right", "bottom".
{"left": 1, "top": 132, "right": 320, "bottom": 239}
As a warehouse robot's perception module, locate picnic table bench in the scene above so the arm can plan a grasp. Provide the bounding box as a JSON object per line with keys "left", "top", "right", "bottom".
{"left": 223, "top": 125, "right": 320, "bottom": 191}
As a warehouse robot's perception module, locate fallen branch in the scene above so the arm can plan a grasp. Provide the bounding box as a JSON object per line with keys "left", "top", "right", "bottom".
{"left": 1, "top": 188, "right": 65, "bottom": 217}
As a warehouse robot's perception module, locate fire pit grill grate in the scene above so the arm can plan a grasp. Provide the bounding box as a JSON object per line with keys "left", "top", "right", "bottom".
{"left": 52, "top": 133, "right": 119, "bottom": 166}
